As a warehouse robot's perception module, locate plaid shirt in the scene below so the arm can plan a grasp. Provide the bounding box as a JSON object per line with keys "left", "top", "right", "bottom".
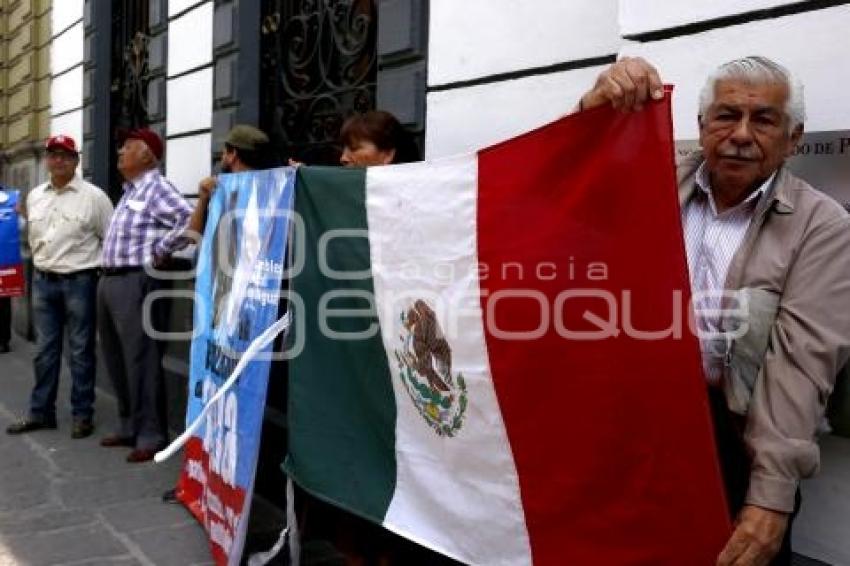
{"left": 101, "top": 168, "right": 193, "bottom": 267}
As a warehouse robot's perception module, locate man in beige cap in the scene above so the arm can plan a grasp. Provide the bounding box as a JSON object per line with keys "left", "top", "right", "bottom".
{"left": 186, "top": 124, "right": 270, "bottom": 237}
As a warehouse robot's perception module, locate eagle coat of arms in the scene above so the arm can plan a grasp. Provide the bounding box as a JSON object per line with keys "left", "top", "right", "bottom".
{"left": 394, "top": 300, "right": 468, "bottom": 437}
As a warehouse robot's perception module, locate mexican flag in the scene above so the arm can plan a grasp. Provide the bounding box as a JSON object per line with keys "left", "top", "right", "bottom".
{"left": 286, "top": 93, "right": 731, "bottom": 565}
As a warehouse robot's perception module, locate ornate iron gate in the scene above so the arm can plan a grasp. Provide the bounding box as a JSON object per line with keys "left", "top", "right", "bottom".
{"left": 112, "top": 1, "right": 150, "bottom": 131}
{"left": 260, "top": 0, "right": 378, "bottom": 165}
{"left": 108, "top": 0, "right": 150, "bottom": 194}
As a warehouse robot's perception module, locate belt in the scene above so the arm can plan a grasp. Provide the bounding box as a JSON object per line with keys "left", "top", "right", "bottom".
{"left": 101, "top": 265, "right": 144, "bottom": 276}
{"left": 36, "top": 268, "right": 98, "bottom": 281}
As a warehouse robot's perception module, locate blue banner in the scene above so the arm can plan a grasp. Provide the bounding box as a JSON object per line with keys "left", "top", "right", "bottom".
{"left": 0, "top": 189, "right": 23, "bottom": 297}
{"left": 176, "top": 168, "right": 295, "bottom": 566}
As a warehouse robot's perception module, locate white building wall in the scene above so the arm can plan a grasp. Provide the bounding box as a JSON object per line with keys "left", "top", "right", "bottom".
{"left": 428, "top": 1, "right": 621, "bottom": 86}
{"left": 621, "top": 5, "right": 850, "bottom": 140}
{"left": 427, "top": 66, "right": 608, "bottom": 157}
{"left": 426, "top": 0, "right": 621, "bottom": 157}
{"left": 49, "top": 0, "right": 84, "bottom": 152}
{"left": 165, "top": 0, "right": 214, "bottom": 195}
{"left": 620, "top": 0, "right": 802, "bottom": 35}
{"left": 426, "top": 1, "right": 850, "bottom": 157}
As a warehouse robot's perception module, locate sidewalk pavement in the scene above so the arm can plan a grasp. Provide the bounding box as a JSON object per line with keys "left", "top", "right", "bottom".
{"left": 0, "top": 335, "right": 212, "bottom": 566}
{"left": 2, "top": 330, "right": 847, "bottom": 566}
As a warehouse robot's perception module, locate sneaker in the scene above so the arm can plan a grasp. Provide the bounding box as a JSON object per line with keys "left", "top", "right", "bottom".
{"left": 6, "top": 417, "right": 58, "bottom": 434}
{"left": 71, "top": 419, "right": 94, "bottom": 439}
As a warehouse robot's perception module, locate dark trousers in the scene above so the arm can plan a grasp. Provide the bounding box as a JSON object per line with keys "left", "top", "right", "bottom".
{"left": 29, "top": 270, "right": 98, "bottom": 421}
{"left": 301, "top": 493, "right": 462, "bottom": 566}
{"left": 97, "top": 271, "right": 167, "bottom": 449}
{"left": 0, "top": 296, "right": 10, "bottom": 346}
{"left": 708, "top": 387, "right": 800, "bottom": 566}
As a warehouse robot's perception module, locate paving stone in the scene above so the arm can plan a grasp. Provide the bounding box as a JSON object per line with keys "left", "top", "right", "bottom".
{"left": 126, "top": 522, "right": 213, "bottom": 566}
{"left": 0, "top": 507, "right": 97, "bottom": 535}
{"left": 48, "top": 443, "right": 144, "bottom": 480}
{"left": 100, "top": 497, "right": 195, "bottom": 533}
{"left": 0, "top": 523, "right": 127, "bottom": 565}
{"left": 0, "top": 337, "right": 211, "bottom": 564}
{"left": 63, "top": 558, "right": 142, "bottom": 566}
{"left": 0, "top": 482, "right": 52, "bottom": 513}
{"left": 58, "top": 468, "right": 180, "bottom": 510}
{"left": 0, "top": 461, "right": 50, "bottom": 489}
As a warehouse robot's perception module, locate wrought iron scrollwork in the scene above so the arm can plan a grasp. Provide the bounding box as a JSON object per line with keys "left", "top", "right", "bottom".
{"left": 117, "top": 32, "right": 150, "bottom": 129}
{"left": 110, "top": 0, "right": 150, "bottom": 132}
{"left": 107, "top": 0, "right": 149, "bottom": 194}
{"left": 261, "top": 0, "right": 378, "bottom": 165}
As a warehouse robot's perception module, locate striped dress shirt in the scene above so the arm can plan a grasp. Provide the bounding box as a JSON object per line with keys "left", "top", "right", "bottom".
{"left": 682, "top": 163, "right": 775, "bottom": 383}
{"left": 101, "top": 168, "right": 193, "bottom": 268}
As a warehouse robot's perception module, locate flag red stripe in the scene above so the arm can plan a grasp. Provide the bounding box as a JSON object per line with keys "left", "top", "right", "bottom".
{"left": 477, "top": 95, "right": 731, "bottom": 565}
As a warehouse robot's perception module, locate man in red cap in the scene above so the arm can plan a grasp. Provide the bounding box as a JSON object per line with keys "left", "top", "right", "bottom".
{"left": 98, "top": 127, "right": 193, "bottom": 462}
{"left": 6, "top": 134, "right": 113, "bottom": 439}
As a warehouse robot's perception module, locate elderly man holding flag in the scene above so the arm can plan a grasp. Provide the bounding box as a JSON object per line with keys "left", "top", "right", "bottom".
{"left": 576, "top": 56, "right": 850, "bottom": 565}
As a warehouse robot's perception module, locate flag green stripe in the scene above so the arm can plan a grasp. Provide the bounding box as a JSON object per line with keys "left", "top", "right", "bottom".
{"left": 285, "top": 166, "right": 397, "bottom": 523}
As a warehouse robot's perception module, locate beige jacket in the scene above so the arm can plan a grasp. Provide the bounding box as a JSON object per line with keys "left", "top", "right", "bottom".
{"left": 678, "top": 153, "right": 850, "bottom": 513}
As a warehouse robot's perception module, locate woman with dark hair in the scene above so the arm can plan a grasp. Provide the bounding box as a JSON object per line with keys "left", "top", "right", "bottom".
{"left": 299, "top": 111, "right": 460, "bottom": 566}
{"left": 338, "top": 110, "right": 420, "bottom": 166}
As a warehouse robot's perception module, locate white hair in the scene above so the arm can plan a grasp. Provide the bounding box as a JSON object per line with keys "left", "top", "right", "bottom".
{"left": 137, "top": 141, "right": 159, "bottom": 166}
{"left": 698, "top": 56, "right": 805, "bottom": 133}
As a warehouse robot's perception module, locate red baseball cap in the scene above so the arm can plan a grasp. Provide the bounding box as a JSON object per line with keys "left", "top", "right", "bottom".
{"left": 45, "top": 134, "right": 78, "bottom": 154}
{"left": 122, "top": 128, "right": 164, "bottom": 161}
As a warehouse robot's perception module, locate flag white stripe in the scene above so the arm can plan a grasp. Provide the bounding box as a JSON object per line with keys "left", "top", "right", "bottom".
{"left": 366, "top": 155, "right": 532, "bottom": 565}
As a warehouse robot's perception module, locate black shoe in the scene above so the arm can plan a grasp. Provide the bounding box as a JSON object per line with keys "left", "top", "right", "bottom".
{"left": 71, "top": 419, "right": 94, "bottom": 439}
{"left": 126, "top": 447, "right": 159, "bottom": 463}
{"left": 0, "top": 343, "right": 9, "bottom": 354}
{"left": 100, "top": 434, "right": 135, "bottom": 447}
{"left": 6, "top": 418, "right": 58, "bottom": 434}
{"left": 162, "top": 488, "right": 178, "bottom": 503}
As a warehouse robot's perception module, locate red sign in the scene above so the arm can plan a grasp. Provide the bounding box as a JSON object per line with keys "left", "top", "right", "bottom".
{"left": 177, "top": 437, "right": 248, "bottom": 565}
{"left": 0, "top": 265, "right": 24, "bottom": 298}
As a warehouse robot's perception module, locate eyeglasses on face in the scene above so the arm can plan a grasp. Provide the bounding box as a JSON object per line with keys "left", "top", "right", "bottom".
{"left": 46, "top": 151, "right": 77, "bottom": 161}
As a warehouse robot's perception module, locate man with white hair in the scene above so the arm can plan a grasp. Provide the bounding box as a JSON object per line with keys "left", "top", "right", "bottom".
{"left": 98, "top": 128, "right": 193, "bottom": 463}
{"left": 578, "top": 56, "right": 850, "bottom": 565}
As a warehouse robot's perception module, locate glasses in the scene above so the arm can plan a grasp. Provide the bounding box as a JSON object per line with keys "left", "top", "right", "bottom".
{"left": 46, "top": 152, "right": 77, "bottom": 161}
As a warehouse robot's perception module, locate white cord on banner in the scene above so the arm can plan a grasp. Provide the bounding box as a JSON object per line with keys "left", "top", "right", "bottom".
{"left": 287, "top": 476, "right": 301, "bottom": 565}
{"left": 247, "top": 527, "right": 289, "bottom": 566}
{"left": 246, "top": 476, "right": 300, "bottom": 566}
{"left": 154, "top": 311, "right": 292, "bottom": 464}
